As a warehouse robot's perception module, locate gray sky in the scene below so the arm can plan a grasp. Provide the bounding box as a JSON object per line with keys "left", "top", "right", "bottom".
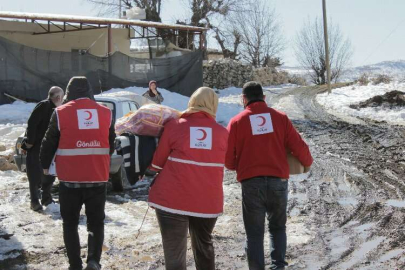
{"left": 1, "top": 0, "right": 405, "bottom": 67}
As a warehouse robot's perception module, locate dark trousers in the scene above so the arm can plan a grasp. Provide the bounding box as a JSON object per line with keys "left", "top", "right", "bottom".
{"left": 59, "top": 183, "right": 106, "bottom": 270}
{"left": 26, "top": 144, "right": 55, "bottom": 203}
{"left": 155, "top": 209, "right": 217, "bottom": 270}
{"left": 241, "top": 177, "right": 289, "bottom": 270}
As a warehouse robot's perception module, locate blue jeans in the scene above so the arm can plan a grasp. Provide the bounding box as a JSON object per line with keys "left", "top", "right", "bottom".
{"left": 241, "top": 177, "right": 288, "bottom": 270}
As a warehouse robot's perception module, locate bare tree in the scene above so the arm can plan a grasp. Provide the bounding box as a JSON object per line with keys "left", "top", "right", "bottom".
{"left": 178, "top": 0, "right": 244, "bottom": 58}
{"left": 86, "top": 0, "right": 162, "bottom": 22}
{"left": 295, "top": 17, "right": 353, "bottom": 85}
{"left": 188, "top": 0, "right": 234, "bottom": 27}
{"left": 211, "top": 27, "right": 241, "bottom": 59}
{"left": 228, "top": 0, "right": 283, "bottom": 67}
{"left": 87, "top": 0, "right": 281, "bottom": 63}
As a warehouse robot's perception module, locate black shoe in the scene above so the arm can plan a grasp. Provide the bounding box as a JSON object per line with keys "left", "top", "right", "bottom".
{"left": 41, "top": 198, "right": 55, "bottom": 206}
{"left": 84, "top": 260, "right": 101, "bottom": 270}
{"left": 30, "top": 201, "right": 43, "bottom": 212}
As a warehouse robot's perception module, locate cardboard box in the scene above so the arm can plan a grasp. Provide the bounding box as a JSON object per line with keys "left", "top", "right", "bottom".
{"left": 287, "top": 152, "right": 304, "bottom": 175}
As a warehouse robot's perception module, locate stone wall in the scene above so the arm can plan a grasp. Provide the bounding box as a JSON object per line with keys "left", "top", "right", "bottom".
{"left": 252, "top": 67, "right": 289, "bottom": 86}
{"left": 203, "top": 59, "right": 253, "bottom": 89}
{"left": 203, "top": 59, "right": 296, "bottom": 89}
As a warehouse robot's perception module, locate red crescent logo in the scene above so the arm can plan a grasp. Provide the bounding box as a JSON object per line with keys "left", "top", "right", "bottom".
{"left": 197, "top": 129, "right": 208, "bottom": 141}
{"left": 257, "top": 116, "right": 266, "bottom": 126}
{"left": 84, "top": 110, "right": 92, "bottom": 120}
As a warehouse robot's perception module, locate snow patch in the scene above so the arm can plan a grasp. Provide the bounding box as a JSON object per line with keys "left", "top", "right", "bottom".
{"left": 385, "top": 200, "right": 405, "bottom": 208}
{"left": 378, "top": 249, "right": 405, "bottom": 262}
{"left": 338, "top": 197, "right": 359, "bottom": 206}
{"left": 316, "top": 82, "right": 405, "bottom": 125}
{"left": 354, "top": 223, "right": 376, "bottom": 232}
{"left": 103, "top": 85, "right": 245, "bottom": 126}
{"left": 0, "top": 101, "right": 36, "bottom": 124}
{"left": 338, "top": 237, "right": 385, "bottom": 269}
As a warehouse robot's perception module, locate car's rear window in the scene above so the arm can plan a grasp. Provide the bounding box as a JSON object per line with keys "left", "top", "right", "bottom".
{"left": 97, "top": 101, "right": 116, "bottom": 122}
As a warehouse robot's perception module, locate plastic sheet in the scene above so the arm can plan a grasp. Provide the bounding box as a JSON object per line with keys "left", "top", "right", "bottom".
{"left": 0, "top": 35, "right": 203, "bottom": 104}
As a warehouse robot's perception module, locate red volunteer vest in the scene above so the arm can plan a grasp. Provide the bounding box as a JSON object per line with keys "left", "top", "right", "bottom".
{"left": 55, "top": 98, "right": 111, "bottom": 183}
{"left": 148, "top": 112, "right": 229, "bottom": 218}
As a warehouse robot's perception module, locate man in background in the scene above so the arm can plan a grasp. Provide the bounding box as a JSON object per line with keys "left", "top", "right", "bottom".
{"left": 23, "top": 86, "right": 64, "bottom": 211}
{"left": 225, "top": 81, "right": 313, "bottom": 270}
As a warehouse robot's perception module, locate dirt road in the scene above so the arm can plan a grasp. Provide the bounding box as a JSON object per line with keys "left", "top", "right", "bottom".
{"left": 1, "top": 84, "right": 404, "bottom": 269}
{"left": 264, "top": 84, "right": 405, "bottom": 269}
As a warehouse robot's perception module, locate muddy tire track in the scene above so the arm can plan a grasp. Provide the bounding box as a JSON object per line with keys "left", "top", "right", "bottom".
{"left": 268, "top": 85, "right": 405, "bottom": 269}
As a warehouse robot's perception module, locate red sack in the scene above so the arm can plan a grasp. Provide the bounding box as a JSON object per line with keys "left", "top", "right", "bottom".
{"left": 115, "top": 104, "right": 181, "bottom": 137}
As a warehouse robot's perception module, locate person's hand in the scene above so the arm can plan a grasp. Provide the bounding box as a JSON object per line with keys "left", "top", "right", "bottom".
{"left": 151, "top": 88, "right": 158, "bottom": 95}
{"left": 43, "top": 169, "right": 49, "bottom": 175}
{"left": 304, "top": 166, "right": 311, "bottom": 173}
{"left": 21, "top": 149, "right": 27, "bottom": 155}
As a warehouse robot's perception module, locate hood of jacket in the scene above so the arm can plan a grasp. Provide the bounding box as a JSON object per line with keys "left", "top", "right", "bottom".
{"left": 63, "top": 76, "right": 94, "bottom": 103}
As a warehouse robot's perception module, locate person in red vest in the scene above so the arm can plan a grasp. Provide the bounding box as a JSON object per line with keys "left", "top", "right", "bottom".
{"left": 225, "top": 81, "right": 313, "bottom": 270}
{"left": 40, "top": 77, "right": 116, "bottom": 270}
{"left": 148, "top": 87, "right": 228, "bottom": 270}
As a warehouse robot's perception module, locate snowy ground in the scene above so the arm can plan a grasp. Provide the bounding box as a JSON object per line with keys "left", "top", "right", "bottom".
{"left": 280, "top": 59, "right": 405, "bottom": 83}
{"left": 316, "top": 82, "right": 405, "bottom": 125}
{"left": 101, "top": 85, "right": 246, "bottom": 125}
{"left": 101, "top": 84, "right": 296, "bottom": 126}
{"left": 0, "top": 85, "right": 253, "bottom": 269}
{"left": 0, "top": 102, "right": 36, "bottom": 155}
{"left": 1, "top": 82, "right": 404, "bottom": 269}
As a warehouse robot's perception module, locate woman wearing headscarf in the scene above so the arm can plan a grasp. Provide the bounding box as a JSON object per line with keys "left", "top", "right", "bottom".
{"left": 148, "top": 87, "right": 228, "bottom": 270}
{"left": 142, "top": 80, "right": 164, "bottom": 104}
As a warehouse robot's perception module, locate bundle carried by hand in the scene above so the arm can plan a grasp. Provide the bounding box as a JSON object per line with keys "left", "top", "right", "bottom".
{"left": 115, "top": 104, "right": 181, "bottom": 137}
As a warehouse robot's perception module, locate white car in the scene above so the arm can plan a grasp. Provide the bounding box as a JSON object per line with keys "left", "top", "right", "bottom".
{"left": 14, "top": 94, "right": 149, "bottom": 192}
{"left": 94, "top": 95, "right": 145, "bottom": 191}
{"left": 95, "top": 95, "right": 141, "bottom": 122}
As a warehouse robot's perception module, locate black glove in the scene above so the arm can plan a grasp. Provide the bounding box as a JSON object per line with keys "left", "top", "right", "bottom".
{"left": 20, "top": 137, "right": 29, "bottom": 151}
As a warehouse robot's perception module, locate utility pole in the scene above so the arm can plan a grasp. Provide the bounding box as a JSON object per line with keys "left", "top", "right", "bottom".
{"left": 322, "top": 0, "right": 332, "bottom": 93}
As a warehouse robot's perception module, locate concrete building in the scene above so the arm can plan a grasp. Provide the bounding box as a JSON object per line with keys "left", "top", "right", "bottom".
{"left": 0, "top": 19, "right": 132, "bottom": 57}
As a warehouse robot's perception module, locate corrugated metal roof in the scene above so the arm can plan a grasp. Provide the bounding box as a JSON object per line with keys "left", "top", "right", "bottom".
{"left": 0, "top": 11, "right": 208, "bottom": 32}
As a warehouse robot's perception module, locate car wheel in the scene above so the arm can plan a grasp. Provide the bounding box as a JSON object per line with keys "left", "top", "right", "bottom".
{"left": 110, "top": 165, "right": 124, "bottom": 192}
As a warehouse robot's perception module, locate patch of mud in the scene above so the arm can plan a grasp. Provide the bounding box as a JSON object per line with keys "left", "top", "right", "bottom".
{"left": 350, "top": 90, "right": 405, "bottom": 109}
{"left": 266, "top": 85, "right": 405, "bottom": 269}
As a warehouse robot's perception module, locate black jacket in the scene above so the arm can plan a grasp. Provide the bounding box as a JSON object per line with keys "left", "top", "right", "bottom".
{"left": 117, "top": 133, "right": 157, "bottom": 185}
{"left": 26, "top": 99, "right": 56, "bottom": 146}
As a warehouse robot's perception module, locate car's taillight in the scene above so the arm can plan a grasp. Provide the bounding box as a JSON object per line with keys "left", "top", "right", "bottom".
{"left": 16, "top": 142, "right": 22, "bottom": 154}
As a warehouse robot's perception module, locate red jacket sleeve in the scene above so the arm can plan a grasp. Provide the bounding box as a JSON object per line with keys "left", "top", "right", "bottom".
{"left": 150, "top": 121, "right": 174, "bottom": 171}
{"left": 225, "top": 119, "right": 237, "bottom": 170}
{"left": 284, "top": 116, "right": 313, "bottom": 167}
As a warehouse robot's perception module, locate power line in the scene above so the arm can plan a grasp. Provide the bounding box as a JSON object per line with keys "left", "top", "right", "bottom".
{"left": 361, "top": 17, "right": 405, "bottom": 65}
